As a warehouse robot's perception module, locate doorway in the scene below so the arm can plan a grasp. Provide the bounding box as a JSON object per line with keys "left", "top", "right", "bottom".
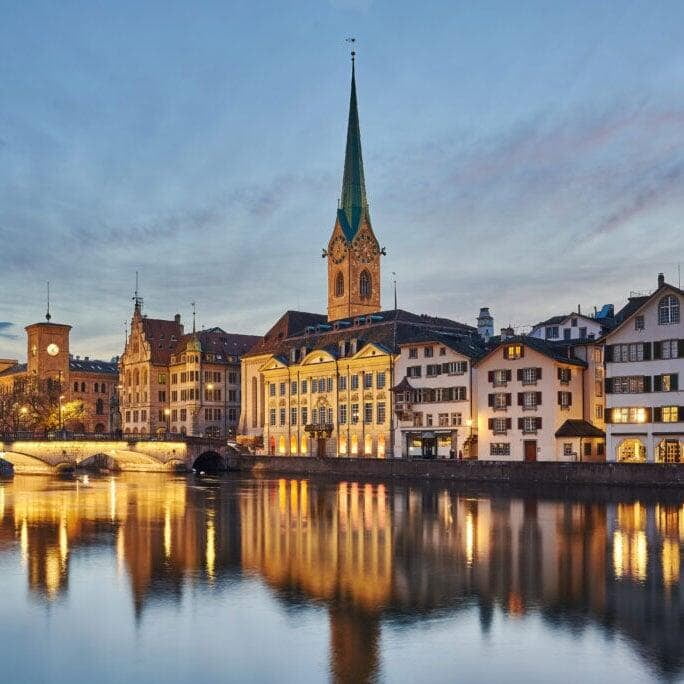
{"left": 422, "top": 437, "right": 436, "bottom": 459}
{"left": 524, "top": 440, "right": 537, "bottom": 462}
{"left": 317, "top": 437, "right": 326, "bottom": 458}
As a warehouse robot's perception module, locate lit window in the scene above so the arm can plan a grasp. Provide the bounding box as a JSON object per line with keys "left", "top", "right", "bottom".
{"left": 662, "top": 406, "right": 679, "bottom": 423}
{"left": 506, "top": 345, "right": 523, "bottom": 359}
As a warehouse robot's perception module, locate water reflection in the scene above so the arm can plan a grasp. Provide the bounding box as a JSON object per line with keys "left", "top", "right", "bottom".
{"left": 0, "top": 474, "right": 681, "bottom": 681}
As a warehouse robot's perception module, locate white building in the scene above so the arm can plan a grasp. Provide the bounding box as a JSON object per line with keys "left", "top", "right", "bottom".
{"left": 392, "top": 335, "right": 484, "bottom": 458}
{"left": 604, "top": 274, "right": 682, "bottom": 463}
{"left": 529, "top": 311, "right": 605, "bottom": 342}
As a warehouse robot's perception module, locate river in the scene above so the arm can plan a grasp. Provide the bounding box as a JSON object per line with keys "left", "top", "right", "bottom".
{"left": 0, "top": 473, "right": 681, "bottom": 683}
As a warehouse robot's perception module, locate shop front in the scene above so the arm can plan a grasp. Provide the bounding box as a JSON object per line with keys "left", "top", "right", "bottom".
{"left": 406, "top": 430, "right": 458, "bottom": 458}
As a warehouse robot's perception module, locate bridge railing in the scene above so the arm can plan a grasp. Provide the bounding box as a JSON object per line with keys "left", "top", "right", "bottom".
{"left": 0, "top": 431, "right": 227, "bottom": 445}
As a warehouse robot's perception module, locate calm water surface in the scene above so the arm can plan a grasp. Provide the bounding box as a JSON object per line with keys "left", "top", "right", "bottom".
{"left": 0, "top": 473, "right": 681, "bottom": 683}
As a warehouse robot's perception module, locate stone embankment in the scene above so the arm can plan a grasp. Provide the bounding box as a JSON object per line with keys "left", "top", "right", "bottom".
{"left": 227, "top": 455, "right": 684, "bottom": 488}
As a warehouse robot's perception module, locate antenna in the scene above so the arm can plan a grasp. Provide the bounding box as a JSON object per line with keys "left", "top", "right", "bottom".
{"left": 45, "top": 281, "right": 51, "bottom": 322}
{"left": 191, "top": 301, "right": 196, "bottom": 334}
{"left": 392, "top": 272, "right": 397, "bottom": 311}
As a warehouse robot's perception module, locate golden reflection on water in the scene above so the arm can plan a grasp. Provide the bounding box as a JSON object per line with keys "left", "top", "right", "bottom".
{"left": 0, "top": 474, "right": 681, "bottom": 678}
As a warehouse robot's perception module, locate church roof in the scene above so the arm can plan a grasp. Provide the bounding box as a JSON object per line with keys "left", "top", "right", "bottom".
{"left": 337, "top": 60, "right": 369, "bottom": 242}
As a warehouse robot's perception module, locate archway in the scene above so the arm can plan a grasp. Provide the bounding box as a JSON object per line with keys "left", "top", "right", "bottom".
{"left": 0, "top": 451, "right": 55, "bottom": 474}
{"left": 79, "top": 453, "right": 119, "bottom": 472}
{"left": 617, "top": 438, "right": 647, "bottom": 463}
{"left": 192, "top": 451, "right": 225, "bottom": 473}
{"left": 93, "top": 423, "right": 106, "bottom": 434}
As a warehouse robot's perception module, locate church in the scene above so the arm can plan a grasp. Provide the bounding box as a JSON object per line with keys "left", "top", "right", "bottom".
{"left": 238, "top": 57, "right": 480, "bottom": 457}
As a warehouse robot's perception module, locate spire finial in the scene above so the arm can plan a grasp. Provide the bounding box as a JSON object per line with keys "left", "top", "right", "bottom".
{"left": 346, "top": 36, "right": 356, "bottom": 63}
{"left": 45, "top": 281, "right": 51, "bottom": 321}
{"left": 191, "top": 301, "right": 196, "bottom": 334}
{"left": 132, "top": 271, "right": 144, "bottom": 314}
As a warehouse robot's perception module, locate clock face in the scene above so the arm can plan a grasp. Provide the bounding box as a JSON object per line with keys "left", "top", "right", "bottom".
{"left": 353, "top": 233, "right": 378, "bottom": 264}
{"left": 46, "top": 343, "right": 60, "bottom": 357}
{"left": 329, "top": 236, "right": 347, "bottom": 264}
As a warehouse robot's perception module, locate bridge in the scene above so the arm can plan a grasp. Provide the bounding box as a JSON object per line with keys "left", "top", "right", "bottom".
{"left": 0, "top": 434, "right": 237, "bottom": 475}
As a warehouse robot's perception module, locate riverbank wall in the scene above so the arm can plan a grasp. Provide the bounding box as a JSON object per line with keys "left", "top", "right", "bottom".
{"left": 227, "top": 455, "right": 684, "bottom": 488}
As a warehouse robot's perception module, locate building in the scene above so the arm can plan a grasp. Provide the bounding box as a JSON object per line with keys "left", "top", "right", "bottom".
{"left": 238, "top": 57, "right": 478, "bottom": 456}
{"left": 529, "top": 310, "right": 607, "bottom": 342}
{"left": 119, "top": 302, "right": 259, "bottom": 437}
{"left": 0, "top": 316, "right": 118, "bottom": 433}
{"left": 475, "top": 336, "right": 604, "bottom": 461}
{"left": 603, "top": 273, "right": 682, "bottom": 463}
{"left": 392, "top": 333, "right": 485, "bottom": 458}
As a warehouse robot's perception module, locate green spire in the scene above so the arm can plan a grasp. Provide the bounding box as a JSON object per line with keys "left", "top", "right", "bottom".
{"left": 338, "top": 58, "right": 368, "bottom": 241}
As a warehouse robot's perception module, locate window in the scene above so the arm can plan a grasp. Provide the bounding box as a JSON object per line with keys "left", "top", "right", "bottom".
{"left": 595, "top": 404, "right": 603, "bottom": 420}
{"left": 228, "top": 372, "right": 237, "bottom": 384}
{"left": 335, "top": 272, "right": 344, "bottom": 297}
{"left": 563, "top": 443, "right": 573, "bottom": 457}
{"left": 658, "top": 295, "right": 680, "bottom": 325}
{"left": 612, "top": 343, "right": 647, "bottom": 362}
{"left": 269, "top": 383, "right": 276, "bottom": 397}
{"left": 424, "top": 346, "right": 433, "bottom": 358}
{"left": 326, "top": 377, "right": 333, "bottom": 392}
{"left": 407, "top": 366, "right": 422, "bottom": 378}
{"left": 504, "top": 344, "right": 523, "bottom": 360}
{"left": 662, "top": 406, "right": 679, "bottom": 423}
{"left": 301, "top": 380, "right": 308, "bottom": 394}
{"left": 610, "top": 376, "right": 646, "bottom": 393}
{"left": 491, "top": 393, "right": 510, "bottom": 410}
{"left": 413, "top": 412, "right": 423, "bottom": 427}
{"left": 364, "top": 403, "right": 373, "bottom": 424}
{"left": 179, "top": 408, "right": 187, "bottom": 421}
{"left": 492, "top": 417, "right": 508, "bottom": 434}
{"left": 425, "top": 414, "right": 433, "bottom": 427}
{"left": 327, "top": 407, "right": 333, "bottom": 424}
{"left": 520, "top": 367, "right": 539, "bottom": 384}
{"left": 522, "top": 416, "right": 539, "bottom": 433}
{"left": 545, "top": 326, "right": 559, "bottom": 339}
{"left": 338, "top": 375, "right": 347, "bottom": 391}
{"left": 96, "top": 399, "right": 104, "bottom": 415}
{"left": 377, "top": 402, "right": 386, "bottom": 424}
{"left": 634, "top": 315, "right": 645, "bottom": 331}
{"left": 364, "top": 373, "right": 373, "bottom": 389}
{"left": 290, "top": 407, "right": 297, "bottom": 425}
{"left": 593, "top": 348, "right": 602, "bottom": 363}
{"left": 571, "top": 318, "right": 578, "bottom": 327}
{"left": 450, "top": 413, "right": 462, "bottom": 426}
{"left": 558, "top": 391, "right": 572, "bottom": 409}
{"left": 426, "top": 364, "right": 442, "bottom": 377}
{"left": 655, "top": 374, "right": 678, "bottom": 392}
{"left": 301, "top": 407, "right": 308, "bottom": 425}
{"left": 351, "top": 403, "right": 359, "bottom": 424}
{"left": 658, "top": 340, "right": 679, "bottom": 360}
{"left": 579, "top": 327, "right": 587, "bottom": 339}
{"left": 408, "top": 347, "right": 418, "bottom": 359}
{"left": 558, "top": 367, "right": 571, "bottom": 384}
{"left": 291, "top": 381, "right": 297, "bottom": 395}
{"left": 350, "top": 374, "right": 359, "bottom": 389}
{"left": 339, "top": 404, "right": 347, "bottom": 424}
{"left": 311, "top": 378, "right": 318, "bottom": 393}
{"left": 73, "top": 382, "right": 78, "bottom": 392}
{"left": 311, "top": 408, "right": 318, "bottom": 425}
{"left": 611, "top": 407, "right": 648, "bottom": 423}
{"left": 564, "top": 328, "right": 571, "bottom": 341}
{"left": 439, "top": 347, "right": 446, "bottom": 356}
{"left": 158, "top": 390, "right": 166, "bottom": 402}
{"left": 359, "top": 270, "right": 372, "bottom": 299}
{"left": 490, "top": 443, "right": 510, "bottom": 456}
{"left": 438, "top": 413, "right": 449, "bottom": 427}
{"left": 376, "top": 372, "right": 386, "bottom": 389}
{"left": 444, "top": 361, "right": 467, "bottom": 375}
{"left": 520, "top": 391, "right": 539, "bottom": 409}
{"left": 279, "top": 382, "right": 286, "bottom": 396}
{"left": 491, "top": 369, "right": 511, "bottom": 386}
{"left": 595, "top": 381, "right": 603, "bottom": 397}
{"left": 269, "top": 408, "right": 276, "bottom": 426}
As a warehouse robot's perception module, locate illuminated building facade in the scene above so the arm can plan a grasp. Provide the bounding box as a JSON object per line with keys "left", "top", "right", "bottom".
{"left": 604, "top": 274, "right": 683, "bottom": 463}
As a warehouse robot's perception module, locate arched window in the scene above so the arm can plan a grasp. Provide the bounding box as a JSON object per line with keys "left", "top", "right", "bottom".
{"left": 359, "top": 270, "right": 372, "bottom": 299}
{"left": 658, "top": 295, "right": 680, "bottom": 325}
{"left": 335, "top": 272, "right": 344, "bottom": 297}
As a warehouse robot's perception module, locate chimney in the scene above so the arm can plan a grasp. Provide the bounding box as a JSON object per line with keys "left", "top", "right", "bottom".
{"left": 500, "top": 326, "right": 514, "bottom": 341}
{"left": 657, "top": 272, "right": 665, "bottom": 288}
{"left": 174, "top": 313, "right": 181, "bottom": 324}
{"left": 84, "top": 356, "right": 89, "bottom": 361}
{"left": 577, "top": 304, "right": 581, "bottom": 315}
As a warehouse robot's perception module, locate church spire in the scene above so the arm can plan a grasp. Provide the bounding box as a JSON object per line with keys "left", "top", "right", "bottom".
{"left": 338, "top": 51, "right": 368, "bottom": 241}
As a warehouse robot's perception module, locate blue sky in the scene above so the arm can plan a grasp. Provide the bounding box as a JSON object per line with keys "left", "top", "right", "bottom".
{"left": 1, "top": 0, "right": 683, "bottom": 360}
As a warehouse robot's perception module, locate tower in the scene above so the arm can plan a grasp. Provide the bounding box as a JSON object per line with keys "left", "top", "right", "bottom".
{"left": 26, "top": 322, "right": 71, "bottom": 381}
{"left": 326, "top": 53, "right": 383, "bottom": 322}
{"left": 477, "top": 307, "right": 494, "bottom": 342}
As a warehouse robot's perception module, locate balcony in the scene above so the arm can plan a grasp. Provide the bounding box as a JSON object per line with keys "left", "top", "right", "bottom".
{"left": 304, "top": 423, "right": 334, "bottom": 437}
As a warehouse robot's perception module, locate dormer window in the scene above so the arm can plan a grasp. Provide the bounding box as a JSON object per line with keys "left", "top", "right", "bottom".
{"left": 339, "top": 340, "right": 347, "bottom": 357}
{"left": 350, "top": 339, "right": 358, "bottom": 355}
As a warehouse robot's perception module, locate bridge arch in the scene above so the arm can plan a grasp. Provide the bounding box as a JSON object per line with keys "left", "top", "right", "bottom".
{"left": 0, "top": 451, "right": 55, "bottom": 474}
{"left": 192, "top": 450, "right": 226, "bottom": 473}
{"left": 79, "top": 453, "right": 120, "bottom": 471}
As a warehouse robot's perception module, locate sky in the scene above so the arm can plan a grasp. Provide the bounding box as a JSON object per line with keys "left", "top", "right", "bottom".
{"left": 1, "top": 0, "right": 683, "bottom": 361}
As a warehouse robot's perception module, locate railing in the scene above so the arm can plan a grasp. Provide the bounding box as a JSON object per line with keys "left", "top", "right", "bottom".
{"left": 0, "top": 431, "right": 224, "bottom": 444}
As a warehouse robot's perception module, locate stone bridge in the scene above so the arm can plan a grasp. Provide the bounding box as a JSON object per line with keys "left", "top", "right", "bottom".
{"left": 0, "top": 437, "right": 236, "bottom": 475}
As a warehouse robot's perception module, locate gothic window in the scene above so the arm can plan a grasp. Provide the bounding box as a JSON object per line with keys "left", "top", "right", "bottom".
{"left": 335, "top": 271, "right": 344, "bottom": 297}
{"left": 658, "top": 295, "right": 680, "bottom": 325}
{"left": 359, "top": 270, "right": 372, "bottom": 299}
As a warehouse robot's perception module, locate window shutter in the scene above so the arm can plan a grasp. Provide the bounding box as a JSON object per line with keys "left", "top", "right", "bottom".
{"left": 488, "top": 418, "right": 494, "bottom": 430}
{"left": 604, "top": 410, "right": 612, "bottom": 424}
{"left": 672, "top": 374, "right": 679, "bottom": 391}
{"left": 503, "top": 347, "right": 509, "bottom": 360}
{"left": 517, "top": 392, "right": 524, "bottom": 406}
{"left": 488, "top": 371, "right": 494, "bottom": 383}
{"left": 653, "top": 407, "right": 662, "bottom": 422}
{"left": 653, "top": 375, "right": 662, "bottom": 392}
{"left": 643, "top": 407, "right": 652, "bottom": 422}
{"left": 517, "top": 369, "right": 524, "bottom": 381}
{"left": 536, "top": 367, "right": 542, "bottom": 380}
{"left": 488, "top": 394, "right": 494, "bottom": 407}
{"left": 442, "top": 362, "right": 449, "bottom": 373}
{"left": 557, "top": 391, "right": 562, "bottom": 405}
{"left": 643, "top": 376, "right": 651, "bottom": 392}
{"left": 536, "top": 417, "right": 542, "bottom": 429}
{"left": 653, "top": 341, "right": 662, "bottom": 360}
{"left": 517, "top": 417, "right": 524, "bottom": 430}
{"left": 520, "top": 346, "right": 524, "bottom": 358}
{"left": 536, "top": 391, "right": 542, "bottom": 405}
{"left": 568, "top": 392, "right": 572, "bottom": 406}
{"left": 506, "top": 418, "right": 512, "bottom": 430}
{"left": 678, "top": 340, "right": 684, "bottom": 358}
{"left": 557, "top": 367, "right": 562, "bottom": 381}
{"left": 605, "top": 345, "right": 613, "bottom": 363}
{"left": 679, "top": 407, "right": 684, "bottom": 421}
{"left": 506, "top": 393, "right": 512, "bottom": 406}
{"left": 506, "top": 369, "right": 512, "bottom": 382}
{"left": 642, "top": 342, "right": 652, "bottom": 360}
{"left": 605, "top": 378, "right": 612, "bottom": 394}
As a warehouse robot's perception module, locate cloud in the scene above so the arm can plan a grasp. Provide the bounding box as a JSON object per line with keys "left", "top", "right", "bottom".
{"left": 0, "top": 322, "right": 18, "bottom": 340}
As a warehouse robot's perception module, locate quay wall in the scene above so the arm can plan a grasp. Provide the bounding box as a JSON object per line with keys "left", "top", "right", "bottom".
{"left": 227, "top": 456, "right": 684, "bottom": 488}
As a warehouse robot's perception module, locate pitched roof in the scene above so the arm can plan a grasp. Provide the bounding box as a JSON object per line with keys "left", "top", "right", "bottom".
{"left": 338, "top": 60, "right": 368, "bottom": 241}
{"left": 0, "top": 362, "right": 27, "bottom": 378}
{"left": 176, "top": 328, "right": 261, "bottom": 361}
{"left": 532, "top": 312, "right": 600, "bottom": 329}
{"left": 555, "top": 419, "right": 605, "bottom": 438}
{"left": 141, "top": 316, "right": 185, "bottom": 365}
{"left": 476, "top": 335, "right": 587, "bottom": 367}
{"left": 245, "top": 308, "right": 478, "bottom": 361}
{"left": 69, "top": 358, "right": 118, "bottom": 374}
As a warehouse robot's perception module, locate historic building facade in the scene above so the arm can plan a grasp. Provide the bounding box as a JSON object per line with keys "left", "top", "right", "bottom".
{"left": 0, "top": 317, "right": 118, "bottom": 433}
{"left": 238, "top": 59, "right": 478, "bottom": 456}
{"left": 604, "top": 274, "right": 683, "bottom": 463}
{"left": 119, "top": 302, "right": 258, "bottom": 437}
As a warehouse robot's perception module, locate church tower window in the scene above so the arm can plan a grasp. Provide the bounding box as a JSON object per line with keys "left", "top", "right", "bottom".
{"left": 360, "top": 270, "right": 372, "bottom": 299}
{"left": 335, "top": 272, "right": 344, "bottom": 297}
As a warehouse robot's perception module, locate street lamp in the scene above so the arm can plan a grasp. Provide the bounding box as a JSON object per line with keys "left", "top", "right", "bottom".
{"left": 59, "top": 395, "right": 65, "bottom": 435}
{"left": 164, "top": 408, "right": 171, "bottom": 436}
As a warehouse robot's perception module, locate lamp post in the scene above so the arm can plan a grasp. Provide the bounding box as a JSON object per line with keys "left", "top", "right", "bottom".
{"left": 465, "top": 418, "right": 473, "bottom": 460}
{"left": 59, "top": 395, "right": 65, "bottom": 435}
{"left": 206, "top": 382, "right": 214, "bottom": 439}
{"left": 164, "top": 408, "right": 171, "bottom": 436}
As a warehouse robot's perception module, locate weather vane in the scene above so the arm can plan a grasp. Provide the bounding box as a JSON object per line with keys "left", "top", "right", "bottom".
{"left": 345, "top": 37, "right": 356, "bottom": 61}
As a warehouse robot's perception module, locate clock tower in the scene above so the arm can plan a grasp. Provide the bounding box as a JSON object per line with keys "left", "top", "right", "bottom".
{"left": 326, "top": 55, "right": 383, "bottom": 322}
{"left": 26, "top": 321, "right": 71, "bottom": 383}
